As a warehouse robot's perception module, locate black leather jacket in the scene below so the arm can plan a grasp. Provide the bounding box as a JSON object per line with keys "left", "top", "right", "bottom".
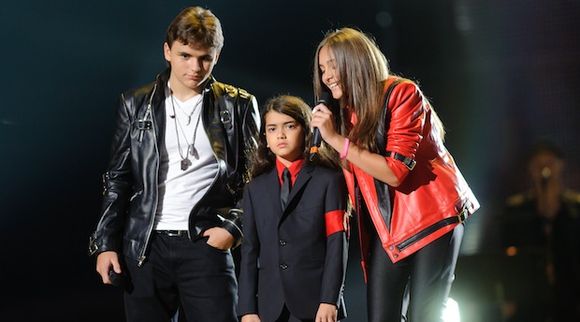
{"left": 89, "top": 69, "right": 260, "bottom": 266}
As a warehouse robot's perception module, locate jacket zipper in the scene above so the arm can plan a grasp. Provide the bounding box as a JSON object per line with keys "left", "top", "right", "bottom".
{"left": 187, "top": 87, "right": 221, "bottom": 237}
{"left": 92, "top": 173, "right": 111, "bottom": 228}
{"left": 396, "top": 216, "right": 460, "bottom": 251}
{"left": 137, "top": 82, "right": 159, "bottom": 267}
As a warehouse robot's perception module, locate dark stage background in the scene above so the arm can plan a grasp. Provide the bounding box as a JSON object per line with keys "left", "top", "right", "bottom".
{"left": 1, "top": 0, "right": 579, "bottom": 321}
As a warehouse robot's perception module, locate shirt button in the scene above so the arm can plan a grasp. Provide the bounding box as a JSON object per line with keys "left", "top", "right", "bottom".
{"left": 279, "top": 240, "right": 287, "bottom": 246}
{"left": 280, "top": 264, "right": 288, "bottom": 270}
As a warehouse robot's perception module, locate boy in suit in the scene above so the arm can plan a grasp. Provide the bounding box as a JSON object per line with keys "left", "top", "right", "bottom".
{"left": 238, "top": 95, "right": 348, "bottom": 322}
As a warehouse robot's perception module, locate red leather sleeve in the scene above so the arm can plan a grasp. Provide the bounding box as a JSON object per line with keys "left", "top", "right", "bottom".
{"left": 384, "top": 81, "right": 426, "bottom": 183}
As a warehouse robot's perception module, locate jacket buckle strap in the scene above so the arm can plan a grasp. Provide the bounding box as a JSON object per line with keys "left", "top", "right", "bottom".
{"left": 137, "top": 120, "right": 153, "bottom": 130}
{"left": 457, "top": 208, "right": 469, "bottom": 223}
{"left": 387, "top": 151, "right": 416, "bottom": 171}
{"left": 88, "top": 236, "right": 99, "bottom": 255}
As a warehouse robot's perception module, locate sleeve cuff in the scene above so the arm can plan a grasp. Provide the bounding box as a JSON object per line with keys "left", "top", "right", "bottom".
{"left": 219, "top": 209, "right": 244, "bottom": 248}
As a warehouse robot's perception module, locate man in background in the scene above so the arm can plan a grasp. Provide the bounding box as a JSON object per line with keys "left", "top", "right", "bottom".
{"left": 501, "top": 142, "right": 580, "bottom": 321}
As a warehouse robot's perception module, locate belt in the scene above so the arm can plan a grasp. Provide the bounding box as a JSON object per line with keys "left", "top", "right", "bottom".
{"left": 155, "top": 230, "right": 189, "bottom": 237}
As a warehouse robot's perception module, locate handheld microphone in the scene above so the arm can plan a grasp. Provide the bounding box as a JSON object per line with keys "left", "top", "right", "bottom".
{"left": 309, "top": 92, "right": 331, "bottom": 161}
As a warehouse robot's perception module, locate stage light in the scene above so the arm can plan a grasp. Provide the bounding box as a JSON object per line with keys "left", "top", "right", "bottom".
{"left": 442, "top": 297, "right": 461, "bottom": 322}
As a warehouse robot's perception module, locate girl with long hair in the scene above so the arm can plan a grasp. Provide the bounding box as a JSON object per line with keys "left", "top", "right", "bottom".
{"left": 310, "top": 27, "right": 480, "bottom": 322}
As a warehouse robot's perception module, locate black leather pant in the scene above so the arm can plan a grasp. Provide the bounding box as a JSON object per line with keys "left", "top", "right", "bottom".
{"left": 366, "top": 224, "right": 464, "bottom": 322}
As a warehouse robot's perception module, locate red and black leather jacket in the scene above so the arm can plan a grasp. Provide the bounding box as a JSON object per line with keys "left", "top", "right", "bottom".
{"left": 343, "top": 77, "right": 479, "bottom": 279}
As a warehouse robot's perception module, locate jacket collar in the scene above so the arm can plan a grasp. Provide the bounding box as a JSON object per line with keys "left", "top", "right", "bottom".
{"left": 152, "top": 69, "right": 216, "bottom": 108}
{"left": 150, "top": 69, "right": 219, "bottom": 150}
{"left": 275, "top": 158, "right": 305, "bottom": 185}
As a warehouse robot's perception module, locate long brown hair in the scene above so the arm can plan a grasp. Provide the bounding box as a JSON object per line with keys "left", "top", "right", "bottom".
{"left": 249, "top": 95, "right": 338, "bottom": 178}
{"left": 313, "top": 28, "right": 447, "bottom": 150}
{"left": 313, "top": 28, "right": 389, "bottom": 151}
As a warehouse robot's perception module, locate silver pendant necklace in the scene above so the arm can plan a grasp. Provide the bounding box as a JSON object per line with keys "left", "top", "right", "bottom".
{"left": 170, "top": 93, "right": 203, "bottom": 171}
{"left": 175, "top": 100, "right": 196, "bottom": 125}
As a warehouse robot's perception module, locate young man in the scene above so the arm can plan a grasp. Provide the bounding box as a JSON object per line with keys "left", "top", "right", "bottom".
{"left": 89, "top": 7, "right": 260, "bottom": 322}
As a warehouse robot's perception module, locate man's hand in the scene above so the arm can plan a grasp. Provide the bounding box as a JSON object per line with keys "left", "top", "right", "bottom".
{"left": 315, "top": 303, "right": 338, "bottom": 322}
{"left": 241, "top": 314, "right": 261, "bottom": 322}
{"left": 203, "top": 227, "right": 234, "bottom": 250}
{"left": 96, "top": 251, "right": 121, "bottom": 284}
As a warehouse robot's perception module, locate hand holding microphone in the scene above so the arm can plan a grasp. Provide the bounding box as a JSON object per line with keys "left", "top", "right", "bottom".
{"left": 309, "top": 92, "right": 331, "bottom": 161}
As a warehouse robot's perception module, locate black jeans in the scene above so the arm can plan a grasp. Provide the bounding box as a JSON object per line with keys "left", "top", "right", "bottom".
{"left": 366, "top": 224, "right": 464, "bottom": 322}
{"left": 123, "top": 232, "right": 238, "bottom": 322}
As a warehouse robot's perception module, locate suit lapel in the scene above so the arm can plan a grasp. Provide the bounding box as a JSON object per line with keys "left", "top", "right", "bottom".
{"left": 262, "top": 168, "right": 282, "bottom": 217}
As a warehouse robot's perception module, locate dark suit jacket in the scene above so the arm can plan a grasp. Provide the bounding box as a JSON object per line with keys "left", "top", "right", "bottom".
{"left": 238, "top": 163, "right": 348, "bottom": 321}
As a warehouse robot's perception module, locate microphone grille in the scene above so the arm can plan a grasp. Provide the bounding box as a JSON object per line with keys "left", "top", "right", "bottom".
{"left": 317, "top": 92, "right": 331, "bottom": 105}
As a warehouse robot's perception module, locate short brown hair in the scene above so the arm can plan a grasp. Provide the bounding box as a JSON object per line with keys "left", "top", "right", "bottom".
{"left": 165, "top": 6, "right": 224, "bottom": 51}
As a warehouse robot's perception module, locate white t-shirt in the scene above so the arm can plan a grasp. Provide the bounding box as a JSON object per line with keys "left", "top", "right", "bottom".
{"left": 154, "top": 87, "right": 219, "bottom": 230}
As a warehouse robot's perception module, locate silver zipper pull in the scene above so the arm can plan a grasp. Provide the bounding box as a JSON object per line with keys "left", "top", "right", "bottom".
{"left": 137, "top": 255, "right": 146, "bottom": 267}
